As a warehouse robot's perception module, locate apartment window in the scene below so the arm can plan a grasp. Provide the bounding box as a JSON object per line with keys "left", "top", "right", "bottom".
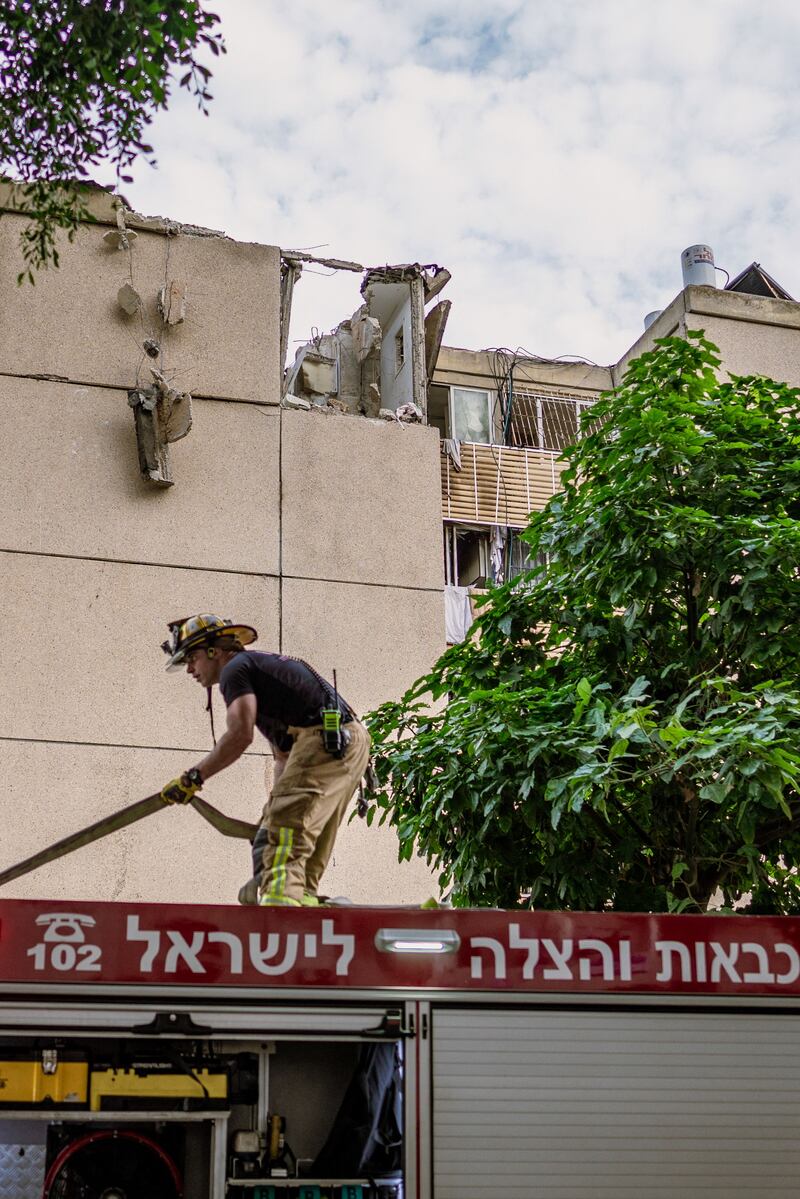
{"left": 449, "top": 386, "right": 493, "bottom": 443}
{"left": 444, "top": 525, "right": 491, "bottom": 587}
{"left": 508, "top": 532, "right": 548, "bottom": 581}
{"left": 394, "top": 327, "right": 405, "bottom": 373}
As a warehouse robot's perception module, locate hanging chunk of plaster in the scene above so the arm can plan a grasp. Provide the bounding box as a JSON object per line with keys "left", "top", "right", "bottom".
{"left": 117, "top": 283, "right": 142, "bottom": 315}
{"left": 158, "top": 280, "right": 188, "bottom": 325}
{"left": 151, "top": 367, "right": 193, "bottom": 444}
{"left": 127, "top": 369, "right": 193, "bottom": 487}
{"left": 105, "top": 201, "right": 139, "bottom": 250}
{"left": 103, "top": 228, "right": 138, "bottom": 250}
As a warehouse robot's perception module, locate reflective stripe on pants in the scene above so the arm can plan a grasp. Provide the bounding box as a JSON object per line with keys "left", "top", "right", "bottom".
{"left": 256, "top": 720, "right": 371, "bottom": 905}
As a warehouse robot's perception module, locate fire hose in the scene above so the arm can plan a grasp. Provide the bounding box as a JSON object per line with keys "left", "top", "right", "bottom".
{"left": 0, "top": 792, "right": 258, "bottom": 889}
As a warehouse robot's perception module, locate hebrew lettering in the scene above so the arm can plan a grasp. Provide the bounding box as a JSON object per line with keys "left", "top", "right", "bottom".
{"left": 126, "top": 915, "right": 161, "bottom": 972}
{"left": 542, "top": 938, "right": 573, "bottom": 980}
{"left": 470, "top": 936, "right": 507, "bottom": 981}
{"left": 208, "top": 931, "right": 244, "bottom": 974}
{"left": 508, "top": 924, "right": 539, "bottom": 979}
{"left": 577, "top": 938, "right": 615, "bottom": 981}
{"left": 249, "top": 932, "right": 299, "bottom": 975}
{"left": 321, "top": 919, "right": 355, "bottom": 976}
{"left": 655, "top": 940, "right": 692, "bottom": 983}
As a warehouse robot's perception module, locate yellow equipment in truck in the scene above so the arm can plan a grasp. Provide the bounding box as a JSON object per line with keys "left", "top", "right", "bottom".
{"left": 90, "top": 1065, "right": 228, "bottom": 1111}
{"left": 0, "top": 1050, "right": 88, "bottom": 1106}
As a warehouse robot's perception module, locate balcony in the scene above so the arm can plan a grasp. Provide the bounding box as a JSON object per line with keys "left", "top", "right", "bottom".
{"left": 441, "top": 441, "right": 566, "bottom": 529}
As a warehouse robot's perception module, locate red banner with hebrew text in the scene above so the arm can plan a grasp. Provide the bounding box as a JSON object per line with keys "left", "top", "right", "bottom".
{"left": 0, "top": 900, "right": 798, "bottom": 995}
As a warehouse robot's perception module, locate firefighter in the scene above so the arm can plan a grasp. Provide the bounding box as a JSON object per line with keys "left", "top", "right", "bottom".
{"left": 160, "top": 615, "right": 371, "bottom": 907}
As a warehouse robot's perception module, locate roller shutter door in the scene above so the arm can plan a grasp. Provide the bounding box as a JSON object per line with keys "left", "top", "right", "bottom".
{"left": 431, "top": 1007, "right": 800, "bottom": 1198}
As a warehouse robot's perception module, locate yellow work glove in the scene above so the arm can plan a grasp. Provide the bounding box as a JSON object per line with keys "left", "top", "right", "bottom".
{"left": 161, "top": 768, "right": 203, "bottom": 805}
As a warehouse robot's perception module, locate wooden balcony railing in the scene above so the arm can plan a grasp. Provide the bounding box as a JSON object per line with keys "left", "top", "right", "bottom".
{"left": 441, "top": 442, "right": 566, "bottom": 528}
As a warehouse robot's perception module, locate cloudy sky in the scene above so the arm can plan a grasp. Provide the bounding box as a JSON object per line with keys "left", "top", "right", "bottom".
{"left": 125, "top": 0, "right": 800, "bottom": 367}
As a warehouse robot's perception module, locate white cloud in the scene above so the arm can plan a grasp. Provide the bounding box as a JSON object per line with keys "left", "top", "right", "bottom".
{"left": 126, "top": 0, "right": 800, "bottom": 365}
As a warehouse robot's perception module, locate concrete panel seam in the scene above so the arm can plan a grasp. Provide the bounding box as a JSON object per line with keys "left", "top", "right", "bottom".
{"left": 0, "top": 546, "right": 280, "bottom": 580}
{"left": 282, "top": 572, "right": 445, "bottom": 594}
{"left": 0, "top": 372, "right": 281, "bottom": 406}
{"left": 0, "top": 734, "right": 270, "bottom": 758}
{"left": 0, "top": 552, "right": 445, "bottom": 590}
{"left": 685, "top": 308, "right": 800, "bottom": 332}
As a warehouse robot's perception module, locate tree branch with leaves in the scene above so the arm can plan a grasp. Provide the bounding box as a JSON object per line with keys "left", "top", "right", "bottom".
{"left": 0, "top": 0, "right": 224, "bottom": 281}
{"left": 366, "top": 334, "right": 800, "bottom": 914}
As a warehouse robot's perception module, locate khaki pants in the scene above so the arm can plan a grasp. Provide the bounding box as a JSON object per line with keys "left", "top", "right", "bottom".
{"left": 256, "top": 720, "right": 371, "bottom": 905}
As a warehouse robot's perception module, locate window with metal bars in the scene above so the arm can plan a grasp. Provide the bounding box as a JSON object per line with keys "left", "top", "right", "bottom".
{"left": 507, "top": 531, "right": 548, "bottom": 581}
{"left": 508, "top": 392, "right": 595, "bottom": 451}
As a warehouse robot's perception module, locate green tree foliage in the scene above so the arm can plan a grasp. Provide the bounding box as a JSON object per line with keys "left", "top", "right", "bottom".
{"left": 367, "top": 334, "right": 800, "bottom": 913}
{"left": 0, "top": 1, "right": 224, "bottom": 281}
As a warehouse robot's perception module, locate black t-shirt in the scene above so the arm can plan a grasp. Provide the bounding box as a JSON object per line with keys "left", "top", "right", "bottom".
{"left": 219, "top": 651, "right": 352, "bottom": 751}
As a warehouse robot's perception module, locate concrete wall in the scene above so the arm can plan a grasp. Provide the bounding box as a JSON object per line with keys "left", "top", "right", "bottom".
{"left": 439, "top": 286, "right": 800, "bottom": 405}
{"left": 0, "top": 188, "right": 443, "bottom": 906}
{"left": 613, "top": 285, "right": 800, "bottom": 387}
{"left": 433, "top": 348, "right": 612, "bottom": 452}
{"left": 435, "top": 346, "right": 613, "bottom": 399}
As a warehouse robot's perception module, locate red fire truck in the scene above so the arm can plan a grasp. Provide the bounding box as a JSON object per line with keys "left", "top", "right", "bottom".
{"left": 0, "top": 899, "right": 798, "bottom": 1198}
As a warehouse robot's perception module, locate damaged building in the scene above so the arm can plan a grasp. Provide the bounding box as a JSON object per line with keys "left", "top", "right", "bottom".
{"left": 4, "top": 187, "right": 800, "bottom": 913}
{"left": 430, "top": 249, "right": 800, "bottom": 642}
{"left": 283, "top": 254, "right": 451, "bottom": 420}
{"left": 279, "top": 249, "right": 607, "bottom": 643}
{"left": 280, "top": 243, "right": 800, "bottom": 648}
{"left": 0, "top": 185, "right": 445, "bottom": 908}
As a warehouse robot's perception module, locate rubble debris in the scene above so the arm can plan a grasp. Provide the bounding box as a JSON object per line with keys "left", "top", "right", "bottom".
{"left": 150, "top": 367, "right": 192, "bottom": 443}
{"left": 285, "top": 259, "right": 451, "bottom": 423}
{"left": 127, "top": 369, "right": 192, "bottom": 487}
{"left": 281, "top": 249, "right": 364, "bottom": 273}
{"left": 298, "top": 351, "right": 337, "bottom": 397}
{"left": 396, "top": 402, "right": 423, "bottom": 423}
{"left": 360, "top": 262, "right": 449, "bottom": 297}
{"left": 103, "top": 201, "right": 138, "bottom": 251}
{"left": 103, "top": 227, "right": 138, "bottom": 250}
{"left": 123, "top": 212, "right": 225, "bottom": 239}
{"left": 283, "top": 394, "right": 311, "bottom": 411}
{"left": 424, "top": 299, "right": 452, "bottom": 380}
{"left": 423, "top": 267, "right": 452, "bottom": 303}
{"left": 117, "top": 282, "right": 142, "bottom": 316}
{"left": 359, "top": 382, "right": 381, "bottom": 418}
{"left": 351, "top": 306, "right": 382, "bottom": 362}
{"left": 158, "top": 280, "right": 188, "bottom": 325}
{"left": 128, "top": 388, "right": 167, "bottom": 485}
{"left": 143, "top": 338, "right": 160, "bottom": 358}
{"left": 378, "top": 408, "right": 397, "bottom": 421}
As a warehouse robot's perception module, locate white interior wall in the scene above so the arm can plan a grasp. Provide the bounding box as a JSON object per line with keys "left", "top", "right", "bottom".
{"left": 363, "top": 279, "right": 415, "bottom": 413}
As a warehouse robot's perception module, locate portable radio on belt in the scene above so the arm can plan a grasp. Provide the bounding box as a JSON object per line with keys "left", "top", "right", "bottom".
{"left": 321, "top": 670, "right": 347, "bottom": 758}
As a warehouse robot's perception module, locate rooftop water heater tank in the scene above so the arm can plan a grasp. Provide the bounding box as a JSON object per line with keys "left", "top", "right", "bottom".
{"left": 681, "top": 244, "right": 716, "bottom": 288}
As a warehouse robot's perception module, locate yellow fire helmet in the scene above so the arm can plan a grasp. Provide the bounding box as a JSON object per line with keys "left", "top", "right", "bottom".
{"left": 162, "top": 614, "right": 258, "bottom": 671}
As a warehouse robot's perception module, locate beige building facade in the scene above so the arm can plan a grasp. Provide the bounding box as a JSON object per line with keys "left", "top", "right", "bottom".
{"left": 432, "top": 274, "right": 800, "bottom": 621}
{"left": 4, "top": 192, "right": 799, "bottom": 910}
{"left": 0, "top": 187, "right": 444, "bottom": 905}
{"left": 615, "top": 280, "right": 800, "bottom": 386}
